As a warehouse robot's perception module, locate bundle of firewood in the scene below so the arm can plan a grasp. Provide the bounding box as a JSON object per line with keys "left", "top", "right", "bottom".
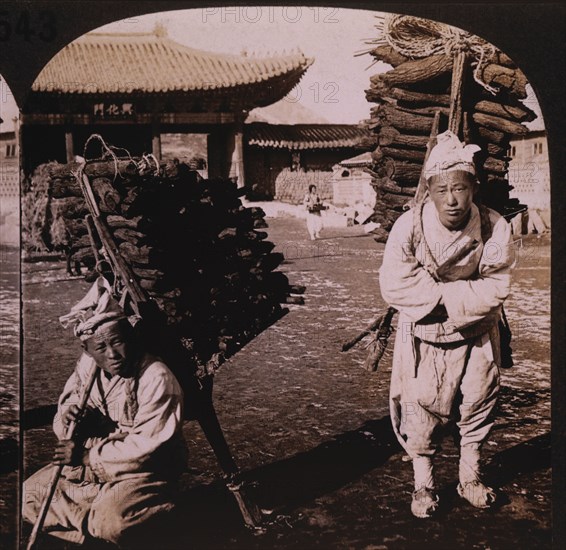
{"left": 363, "top": 15, "right": 535, "bottom": 241}
{"left": 44, "top": 154, "right": 304, "bottom": 374}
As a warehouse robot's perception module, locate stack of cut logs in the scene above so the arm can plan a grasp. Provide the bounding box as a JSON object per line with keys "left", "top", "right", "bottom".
{"left": 363, "top": 17, "right": 536, "bottom": 242}
{"left": 46, "top": 157, "right": 304, "bottom": 373}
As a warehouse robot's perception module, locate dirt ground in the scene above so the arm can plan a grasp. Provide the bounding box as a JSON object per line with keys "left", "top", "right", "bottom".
{"left": 6, "top": 216, "right": 552, "bottom": 549}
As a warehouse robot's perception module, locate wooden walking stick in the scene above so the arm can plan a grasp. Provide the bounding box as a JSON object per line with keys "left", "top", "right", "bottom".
{"left": 26, "top": 363, "right": 99, "bottom": 550}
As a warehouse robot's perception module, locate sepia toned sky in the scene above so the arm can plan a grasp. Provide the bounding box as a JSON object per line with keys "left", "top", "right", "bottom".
{"left": 0, "top": 7, "right": 543, "bottom": 131}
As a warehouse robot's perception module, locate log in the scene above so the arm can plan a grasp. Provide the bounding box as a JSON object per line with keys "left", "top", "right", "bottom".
{"left": 70, "top": 246, "right": 95, "bottom": 263}
{"left": 483, "top": 157, "right": 509, "bottom": 174}
{"left": 486, "top": 142, "right": 508, "bottom": 157}
{"left": 477, "top": 126, "right": 508, "bottom": 145}
{"left": 472, "top": 112, "right": 528, "bottom": 136}
{"left": 84, "top": 159, "right": 139, "bottom": 179}
{"left": 69, "top": 234, "right": 92, "bottom": 252}
{"left": 358, "top": 134, "right": 379, "bottom": 149}
{"left": 374, "top": 106, "right": 435, "bottom": 135}
{"left": 477, "top": 64, "right": 528, "bottom": 98}
{"left": 379, "top": 54, "right": 453, "bottom": 87}
{"left": 474, "top": 100, "right": 536, "bottom": 123}
{"left": 377, "top": 127, "right": 430, "bottom": 149}
{"left": 379, "top": 146, "right": 426, "bottom": 163}
{"left": 132, "top": 266, "right": 165, "bottom": 280}
{"left": 118, "top": 242, "right": 160, "bottom": 265}
{"left": 375, "top": 177, "right": 416, "bottom": 196}
{"left": 395, "top": 104, "right": 450, "bottom": 117}
{"left": 368, "top": 81, "right": 451, "bottom": 107}
{"left": 92, "top": 177, "right": 122, "bottom": 213}
{"left": 47, "top": 162, "right": 83, "bottom": 179}
{"left": 50, "top": 177, "right": 82, "bottom": 198}
{"left": 380, "top": 192, "right": 411, "bottom": 209}
{"left": 368, "top": 45, "right": 409, "bottom": 67}
{"left": 50, "top": 197, "right": 88, "bottom": 219}
{"left": 490, "top": 51, "right": 516, "bottom": 68}
{"left": 256, "top": 253, "right": 284, "bottom": 272}
{"left": 106, "top": 215, "right": 150, "bottom": 232}
{"left": 113, "top": 227, "right": 148, "bottom": 245}
{"left": 63, "top": 218, "right": 88, "bottom": 236}
{"left": 389, "top": 161, "right": 422, "bottom": 184}
{"left": 487, "top": 175, "right": 512, "bottom": 188}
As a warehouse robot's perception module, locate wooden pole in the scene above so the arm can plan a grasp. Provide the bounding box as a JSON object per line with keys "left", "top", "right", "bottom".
{"left": 151, "top": 118, "right": 162, "bottom": 161}
{"left": 65, "top": 129, "right": 74, "bottom": 163}
{"left": 411, "top": 110, "right": 442, "bottom": 206}
{"left": 26, "top": 364, "right": 99, "bottom": 550}
{"left": 448, "top": 51, "right": 468, "bottom": 136}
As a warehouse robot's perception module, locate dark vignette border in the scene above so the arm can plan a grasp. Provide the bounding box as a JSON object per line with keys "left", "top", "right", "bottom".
{"left": 0, "top": 2, "right": 563, "bottom": 548}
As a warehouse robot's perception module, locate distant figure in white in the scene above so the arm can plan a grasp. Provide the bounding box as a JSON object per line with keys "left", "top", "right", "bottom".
{"left": 303, "top": 184, "right": 325, "bottom": 240}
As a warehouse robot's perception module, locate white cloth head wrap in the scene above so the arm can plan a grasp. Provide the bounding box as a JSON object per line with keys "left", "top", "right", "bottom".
{"left": 59, "top": 277, "right": 127, "bottom": 340}
{"left": 424, "top": 130, "right": 481, "bottom": 180}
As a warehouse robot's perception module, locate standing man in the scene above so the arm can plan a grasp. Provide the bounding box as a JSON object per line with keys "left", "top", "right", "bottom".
{"left": 23, "top": 277, "right": 187, "bottom": 545}
{"left": 379, "top": 131, "right": 515, "bottom": 518}
{"left": 303, "top": 184, "right": 325, "bottom": 240}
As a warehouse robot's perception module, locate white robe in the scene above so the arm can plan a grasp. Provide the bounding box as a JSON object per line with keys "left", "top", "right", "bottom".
{"left": 23, "top": 353, "right": 187, "bottom": 544}
{"left": 379, "top": 202, "right": 515, "bottom": 457}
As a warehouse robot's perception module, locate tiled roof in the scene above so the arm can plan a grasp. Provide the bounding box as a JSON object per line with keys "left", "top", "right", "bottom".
{"left": 246, "top": 123, "right": 371, "bottom": 150}
{"left": 32, "top": 30, "right": 313, "bottom": 95}
{"left": 337, "top": 151, "right": 373, "bottom": 167}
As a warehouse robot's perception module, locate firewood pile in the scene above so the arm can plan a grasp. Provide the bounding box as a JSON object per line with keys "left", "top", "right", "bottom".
{"left": 34, "top": 143, "right": 304, "bottom": 376}
{"left": 362, "top": 15, "right": 535, "bottom": 241}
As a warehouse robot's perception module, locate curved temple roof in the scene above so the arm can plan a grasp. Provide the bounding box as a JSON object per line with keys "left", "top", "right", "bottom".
{"left": 246, "top": 123, "right": 371, "bottom": 150}
{"left": 32, "top": 30, "right": 313, "bottom": 96}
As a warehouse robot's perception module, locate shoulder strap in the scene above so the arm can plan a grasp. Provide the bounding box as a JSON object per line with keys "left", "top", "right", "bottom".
{"left": 412, "top": 201, "right": 439, "bottom": 272}
{"left": 478, "top": 204, "right": 493, "bottom": 244}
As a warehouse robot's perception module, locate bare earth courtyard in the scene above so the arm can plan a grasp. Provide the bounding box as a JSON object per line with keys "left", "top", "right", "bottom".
{"left": 2, "top": 215, "right": 550, "bottom": 549}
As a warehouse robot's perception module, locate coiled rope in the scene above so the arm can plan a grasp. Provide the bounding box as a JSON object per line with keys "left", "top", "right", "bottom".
{"left": 375, "top": 14, "right": 499, "bottom": 95}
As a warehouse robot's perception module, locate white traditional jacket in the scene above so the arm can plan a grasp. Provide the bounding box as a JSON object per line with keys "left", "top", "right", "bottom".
{"left": 53, "top": 352, "right": 187, "bottom": 483}
{"left": 380, "top": 202, "right": 515, "bottom": 345}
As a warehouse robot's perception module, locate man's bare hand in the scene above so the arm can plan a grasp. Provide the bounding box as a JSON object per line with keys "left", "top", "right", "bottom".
{"left": 61, "top": 404, "right": 83, "bottom": 428}
{"left": 53, "top": 440, "right": 86, "bottom": 467}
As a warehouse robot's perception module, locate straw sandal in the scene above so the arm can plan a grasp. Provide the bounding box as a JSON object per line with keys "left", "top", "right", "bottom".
{"left": 457, "top": 480, "right": 496, "bottom": 508}
{"left": 411, "top": 487, "right": 439, "bottom": 518}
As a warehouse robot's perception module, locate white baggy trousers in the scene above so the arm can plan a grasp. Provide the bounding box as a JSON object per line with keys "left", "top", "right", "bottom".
{"left": 390, "top": 327, "right": 500, "bottom": 458}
